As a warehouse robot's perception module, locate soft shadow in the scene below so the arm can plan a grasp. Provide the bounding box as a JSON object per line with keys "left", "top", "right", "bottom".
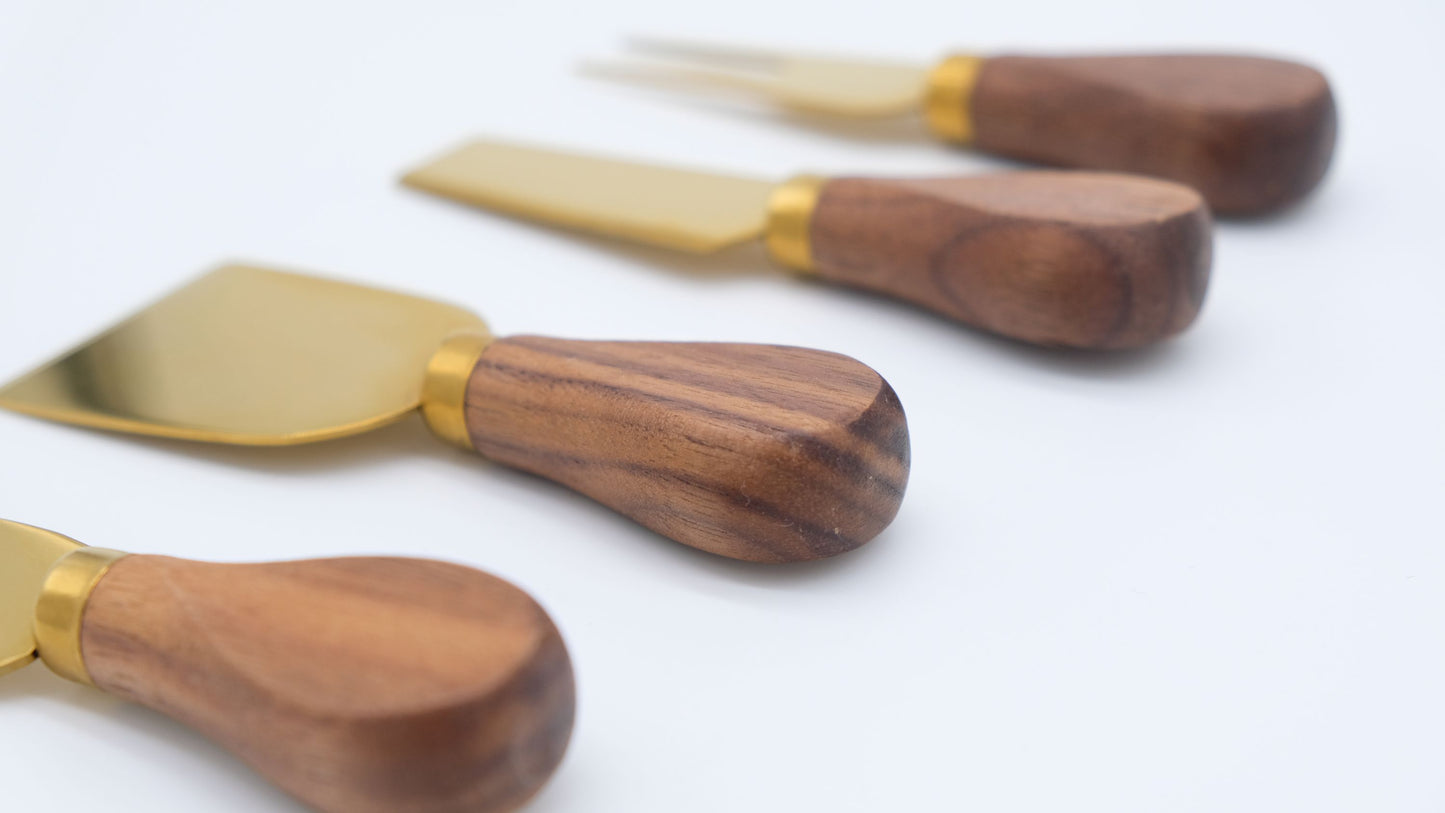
{"left": 781, "top": 273, "right": 1200, "bottom": 381}
{"left": 0, "top": 658, "right": 112, "bottom": 706}
{"left": 942, "top": 316, "right": 1196, "bottom": 381}
{"left": 471, "top": 456, "right": 901, "bottom": 588}
{"left": 1211, "top": 177, "right": 1341, "bottom": 231}
{"left": 0, "top": 664, "right": 305, "bottom": 810}
{"left": 643, "top": 513, "right": 900, "bottom": 588}
{"left": 523, "top": 756, "right": 590, "bottom": 813}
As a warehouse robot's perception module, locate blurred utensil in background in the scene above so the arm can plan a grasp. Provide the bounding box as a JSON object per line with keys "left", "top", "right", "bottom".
{"left": 584, "top": 39, "right": 1337, "bottom": 214}
{"left": 404, "top": 139, "right": 1212, "bottom": 350}
{"left": 0, "top": 517, "right": 575, "bottom": 813}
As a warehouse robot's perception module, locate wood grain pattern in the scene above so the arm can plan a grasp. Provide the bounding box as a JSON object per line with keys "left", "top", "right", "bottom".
{"left": 809, "top": 172, "right": 1211, "bottom": 349}
{"left": 463, "top": 337, "right": 910, "bottom": 563}
{"left": 965, "top": 55, "right": 1337, "bottom": 215}
{"left": 82, "top": 555, "right": 575, "bottom": 813}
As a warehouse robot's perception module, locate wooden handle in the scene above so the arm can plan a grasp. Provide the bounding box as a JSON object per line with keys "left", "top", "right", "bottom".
{"left": 462, "top": 337, "right": 910, "bottom": 563}
{"left": 81, "top": 554, "right": 575, "bottom": 813}
{"left": 808, "top": 172, "right": 1211, "bottom": 349}
{"left": 965, "top": 55, "right": 1336, "bottom": 215}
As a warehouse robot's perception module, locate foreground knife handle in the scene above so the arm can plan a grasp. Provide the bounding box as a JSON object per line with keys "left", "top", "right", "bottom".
{"left": 36, "top": 549, "right": 575, "bottom": 813}
{"left": 766, "top": 172, "right": 1212, "bottom": 350}
{"left": 926, "top": 54, "right": 1337, "bottom": 215}
{"left": 424, "top": 335, "right": 910, "bottom": 563}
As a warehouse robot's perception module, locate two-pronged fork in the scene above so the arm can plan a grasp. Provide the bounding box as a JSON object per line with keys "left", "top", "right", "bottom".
{"left": 585, "top": 39, "right": 1337, "bottom": 215}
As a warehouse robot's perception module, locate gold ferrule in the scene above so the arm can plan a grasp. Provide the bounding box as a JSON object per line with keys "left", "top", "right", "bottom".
{"left": 421, "top": 329, "right": 495, "bottom": 450}
{"left": 33, "top": 547, "right": 129, "bottom": 687}
{"left": 764, "top": 174, "right": 825, "bottom": 274}
{"left": 924, "top": 55, "right": 986, "bottom": 144}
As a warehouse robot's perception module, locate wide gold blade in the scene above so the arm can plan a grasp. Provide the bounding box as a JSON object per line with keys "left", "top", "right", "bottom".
{"left": 0, "top": 265, "right": 487, "bottom": 445}
{"left": 402, "top": 140, "right": 778, "bottom": 253}
{"left": 0, "top": 520, "right": 83, "bottom": 678}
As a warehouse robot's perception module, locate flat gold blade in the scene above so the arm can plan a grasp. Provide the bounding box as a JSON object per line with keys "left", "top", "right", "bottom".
{"left": 0, "top": 265, "right": 487, "bottom": 445}
{"left": 0, "top": 520, "right": 83, "bottom": 678}
{"left": 401, "top": 140, "right": 778, "bottom": 253}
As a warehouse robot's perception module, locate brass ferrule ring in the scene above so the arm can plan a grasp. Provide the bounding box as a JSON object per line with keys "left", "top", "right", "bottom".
{"left": 924, "top": 55, "right": 986, "bottom": 144}
{"left": 33, "top": 547, "right": 129, "bottom": 687}
{"left": 421, "top": 329, "right": 495, "bottom": 450}
{"left": 763, "top": 175, "right": 825, "bottom": 274}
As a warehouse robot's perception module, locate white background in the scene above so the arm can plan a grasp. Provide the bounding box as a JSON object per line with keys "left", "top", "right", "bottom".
{"left": 2, "top": 1, "right": 1443, "bottom": 810}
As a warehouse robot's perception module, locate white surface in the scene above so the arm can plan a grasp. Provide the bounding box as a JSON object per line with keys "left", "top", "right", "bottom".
{"left": 1, "top": 1, "right": 1442, "bottom": 810}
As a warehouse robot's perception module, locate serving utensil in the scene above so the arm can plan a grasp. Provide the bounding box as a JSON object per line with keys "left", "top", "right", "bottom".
{"left": 585, "top": 39, "right": 1337, "bottom": 214}
{"left": 0, "top": 265, "right": 910, "bottom": 563}
{"left": 404, "top": 139, "right": 1211, "bottom": 349}
{"left": 0, "top": 518, "right": 574, "bottom": 813}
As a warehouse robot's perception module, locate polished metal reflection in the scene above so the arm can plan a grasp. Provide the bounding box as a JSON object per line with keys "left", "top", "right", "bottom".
{"left": 33, "top": 545, "right": 130, "bottom": 687}
{"left": 0, "top": 519, "right": 83, "bottom": 678}
{"left": 403, "top": 140, "right": 778, "bottom": 253}
{"left": 0, "top": 265, "right": 488, "bottom": 445}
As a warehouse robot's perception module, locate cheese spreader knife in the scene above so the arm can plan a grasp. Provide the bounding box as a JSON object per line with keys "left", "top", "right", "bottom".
{"left": 402, "top": 140, "right": 1211, "bottom": 350}
{"left": 0, "top": 518, "right": 574, "bottom": 813}
{"left": 0, "top": 265, "right": 909, "bottom": 563}
{"left": 585, "top": 39, "right": 1338, "bottom": 215}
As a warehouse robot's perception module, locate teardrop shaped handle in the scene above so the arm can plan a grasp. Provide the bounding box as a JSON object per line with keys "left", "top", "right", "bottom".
{"left": 807, "top": 172, "right": 1212, "bottom": 349}
{"left": 964, "top": 54, "right": 1336, "bottom": 214}
{"left": 79, "top": 554, "right": 575, "bottom": 813}
{"left": 462, "top": 337, "right": 910, "bottom": 563}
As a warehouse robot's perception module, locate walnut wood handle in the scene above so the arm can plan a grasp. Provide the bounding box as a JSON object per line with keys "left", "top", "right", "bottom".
{"left": 965, "top": 55, "right": 1337, "bottom": 214}
{"left": 81, "top": 554, "right": 575, "bottom": 813}
{"left": 808, "top": 172, "right": 1212, "bottom": 349}
{"left": 462, "top": 337, "right": 910, "bottom": 563}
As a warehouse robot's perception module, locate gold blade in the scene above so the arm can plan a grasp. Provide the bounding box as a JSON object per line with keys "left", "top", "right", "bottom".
{"left": 586, "top": 38, "right": 932, "bottom": 117}
{"left": 0, "top": 520, "right": 83, "bottom": 678}
{"left": 0, "top": 265, "right": 487, "bottom": 445}
{"left": 401, "top": 140, "right": 778, "bottom": 253}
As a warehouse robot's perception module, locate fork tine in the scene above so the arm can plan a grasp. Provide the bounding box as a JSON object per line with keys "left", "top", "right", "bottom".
{"left": 588, "top": 41, "right": 931, "bottom": 118}
{"left": 580, "top": 57, "right": 781, "bottom": 100}
{"left": 624, "top": 37, "right": 786, "bottom": 72}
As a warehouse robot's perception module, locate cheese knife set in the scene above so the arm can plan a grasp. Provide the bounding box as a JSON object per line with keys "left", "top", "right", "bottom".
{"left": 1, "top": 38, "right": 1335, "bottom": 813}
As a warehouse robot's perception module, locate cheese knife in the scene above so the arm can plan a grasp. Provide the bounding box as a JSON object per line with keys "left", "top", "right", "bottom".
{"left": 403, "top": 139, "right": 1212, "bottom": 350}
{"left": 0, "top": 517, "right": 574, "bottom": 813}
{"left": 0, "top": 265, "right": 910, "bottom": 563}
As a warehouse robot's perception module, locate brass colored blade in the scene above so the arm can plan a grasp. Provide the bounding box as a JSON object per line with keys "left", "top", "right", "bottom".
{"left": 402, "top": 140, "right": 778, "bottom": 253}
{"left": 0, "top": 265, "right": 487, "bottom": 445}
{"left": 0, "top": 520, "right": 83, "bottom": 678}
